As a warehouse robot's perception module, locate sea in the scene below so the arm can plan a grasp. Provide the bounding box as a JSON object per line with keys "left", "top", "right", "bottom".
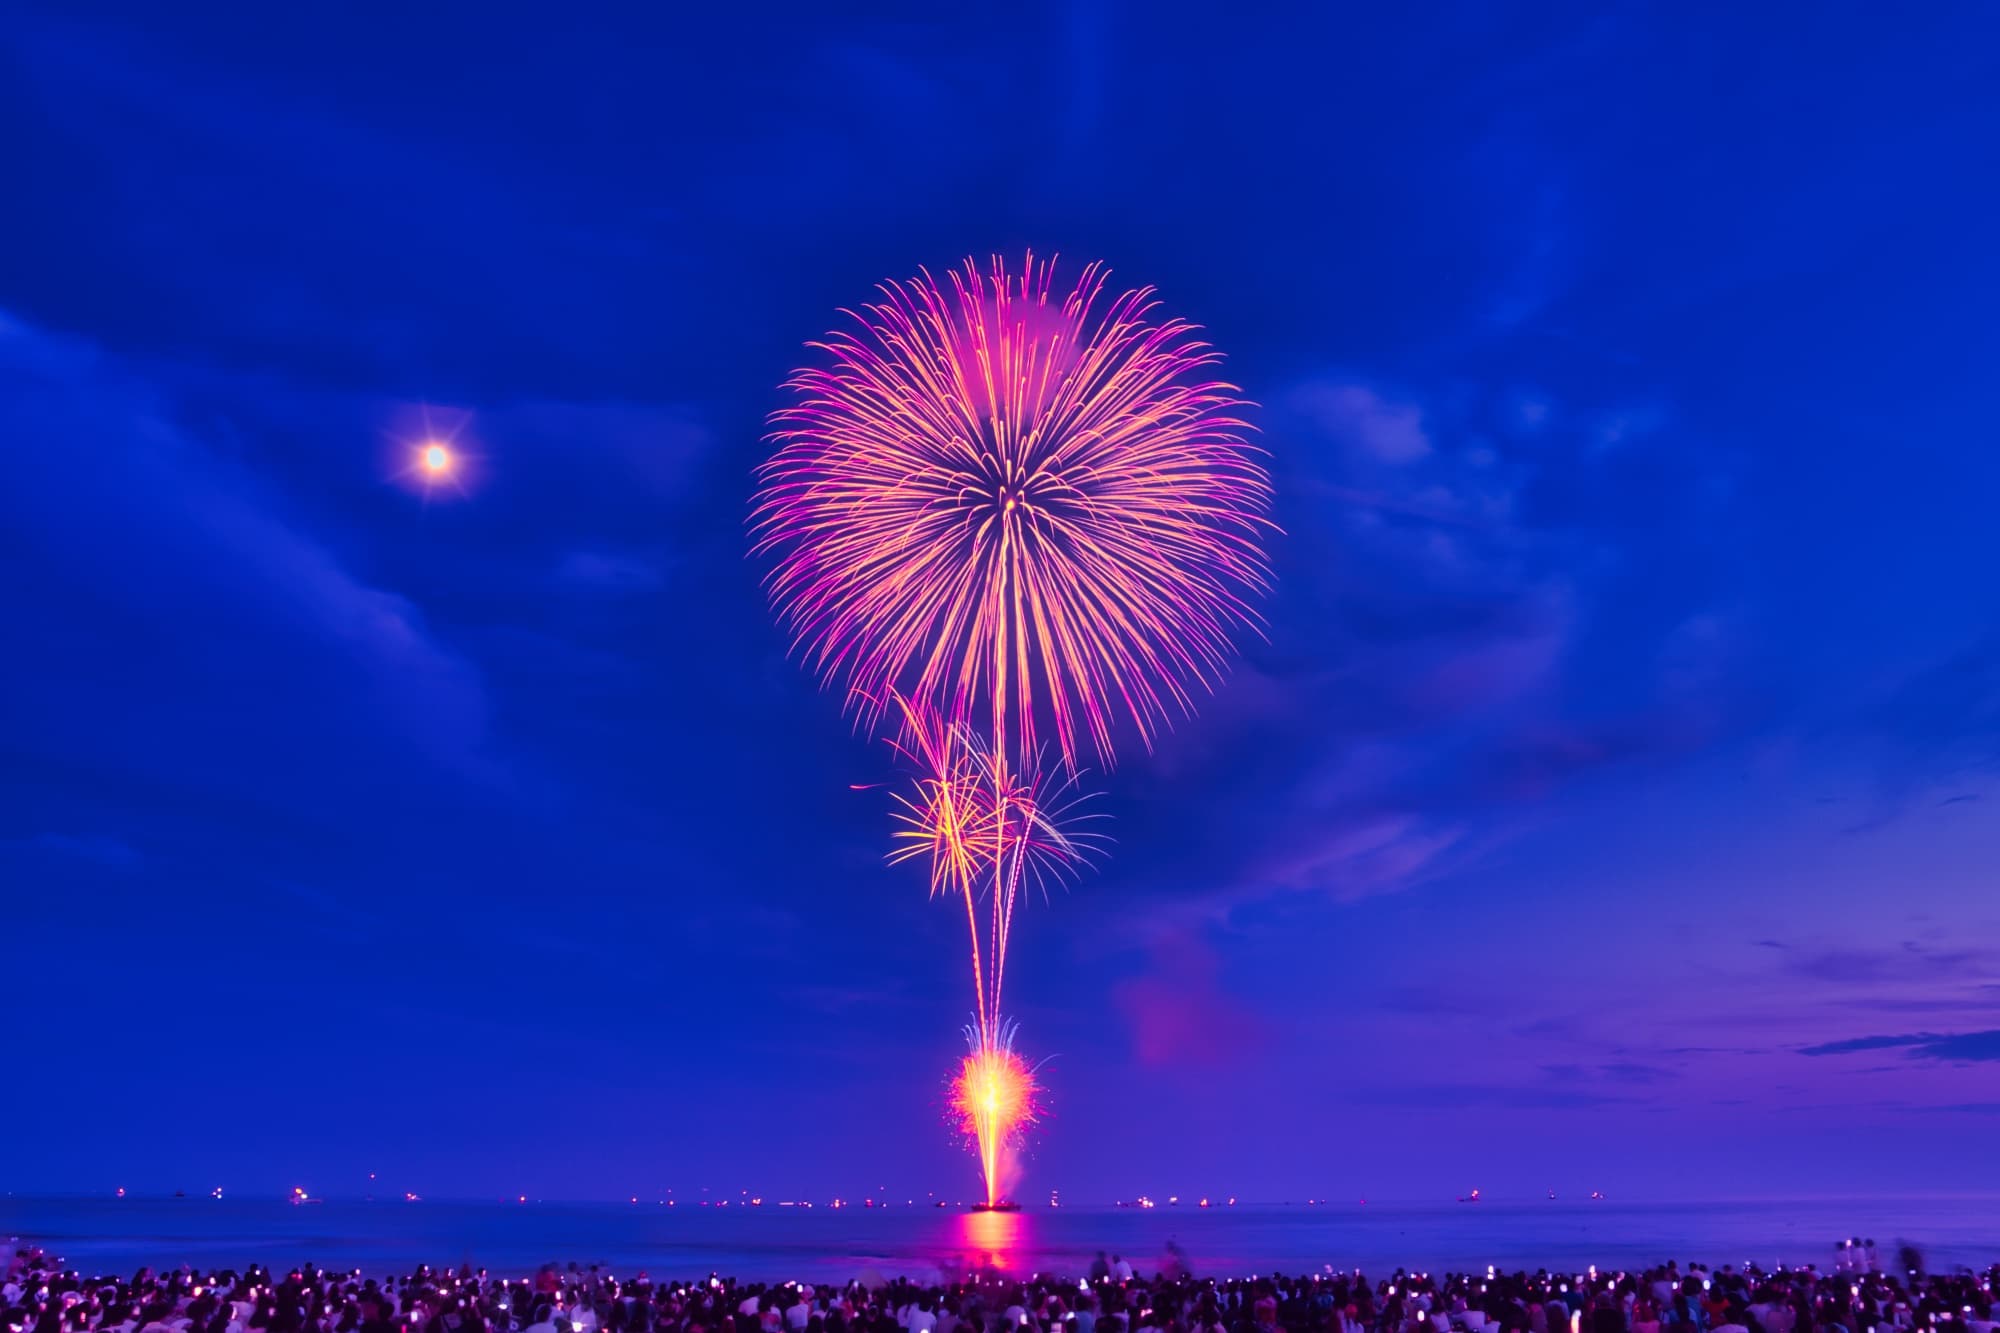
{"left": 4, "top": 1197, "right": 1997, "bottom": 1283}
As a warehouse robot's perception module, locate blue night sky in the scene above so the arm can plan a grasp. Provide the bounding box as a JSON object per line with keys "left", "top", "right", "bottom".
{"left": 3, "top": 4, "right": 1997, "bottom": 1205}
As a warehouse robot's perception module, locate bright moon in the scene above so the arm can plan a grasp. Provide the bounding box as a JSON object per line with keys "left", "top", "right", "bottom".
{"left": 420, "top": 443, "right": 451, "bottom": 475}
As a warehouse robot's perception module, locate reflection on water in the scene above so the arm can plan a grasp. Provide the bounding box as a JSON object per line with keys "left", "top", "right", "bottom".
{"left": 6, "top": 1197, "right": 1997, "bottom": 1284}
{"left": 954, "top": 1210, "right": 1027, "bottom": 1276}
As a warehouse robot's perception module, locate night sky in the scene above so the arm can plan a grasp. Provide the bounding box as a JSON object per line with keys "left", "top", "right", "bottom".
{"left": 3, "top": 4, "right": 1998, "bottom": 1206}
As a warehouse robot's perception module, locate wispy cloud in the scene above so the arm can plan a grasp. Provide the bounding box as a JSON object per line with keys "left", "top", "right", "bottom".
{"left": 1798, "top": 1030, "right": 2000, "bottom": 1062}
{"left": 554, "top": 549, "right": 666, "bottom": 594}
{"left": 0, "top": 312, "right": 494, "bottom": 796}
{"left": 1114, "top": 930, "right": 1272, "bottom": 1068}
{"left": 1541, "top": 1061, "right": 1681, "bottom": 1085}
{"left": 1137, "top": 370, "right": 1746, "bottom": 914}
{"left": 1820, "top": 635, "right": 2000, "bottom": 824}
{"left": 1780, "top": 940, "right": 1994, "bottom": 986}
{"left": 3, "top": 832, "right": 144, "bottom": 870}
{"left": 1353, "top": 1083, "right": 1639, "bottom": 1111}
{"left": 1291, "top": 380, "right": 1431, "bottom": 464}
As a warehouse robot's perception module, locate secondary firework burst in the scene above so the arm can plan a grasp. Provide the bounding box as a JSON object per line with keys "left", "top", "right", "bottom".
{"left": 753, "top": 253, "right": 1270, "bottom": 1207}
{"left": 887, "top": 698, "right": 1105, "bottom": 1033}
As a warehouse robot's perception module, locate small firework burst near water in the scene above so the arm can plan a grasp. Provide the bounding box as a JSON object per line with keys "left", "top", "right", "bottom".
{"left": 950, "top": 1023, "right": 1041, "bottom": 1208}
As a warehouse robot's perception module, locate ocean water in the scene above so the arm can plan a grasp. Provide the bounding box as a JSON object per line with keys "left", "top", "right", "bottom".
{"left": 4, "top": 1197, "right": 1995, "bottom": 1284}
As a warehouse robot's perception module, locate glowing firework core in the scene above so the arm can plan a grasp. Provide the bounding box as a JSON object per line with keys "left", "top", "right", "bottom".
{"left": 951, "top": 1035, "right": 1041, "bottom": 1208}
{"left": 420, "top": 443, "right": 452, "bottom": 475}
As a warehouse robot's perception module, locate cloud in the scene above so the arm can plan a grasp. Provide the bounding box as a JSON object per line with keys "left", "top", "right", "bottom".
{"left": 1114, "top": 370, "right": 1747, "bottom": 916}
{"left": 1873, "top": 641, "right": 2000, "bottom": 774}
{"left": 1597, "top": 1062, "right": 1681, "bottom": 1085}
{"left": 1914, "top": 1031, "right": 2000, "bottom": 1061}
{"left": 1291, "top": 381, "right": 1431, "bottom": 464}
{"left": 555, "top": 549, "right": 666, "bottom": 594}
{"left": 3, "top": 16, "right": 679, "bottom": 398}
{"left": 0, "top": 312, "right": 492, "bottom": 797}
{"left": 1504, "top": 388, "right": 1554, "bottom": 436}
{"left": 1779, "top": 940, "right": 1994, "bottom": 987}
{"left": 1530, "top": 1054, "right": 1686, "bottom": 1090}
{"left": 1376, "top": 983, "right": 1497, "bottom": 1017}
{"left": 1113, "top": 931, "right": 1272, "bottom": 1068}
{"left": 1798, "top": 1030, "right": 2000, "bottom": 1062}
{"left": 1354, "top": 1083, "right": 1637, "bottom": 1111}
{"left": 1251, "top": 810, "right": 1467, "bottom": 902}
{"left": 3, "top": 832, "right": 144, "bottom": 871}
{"left": 1829, "top": 993, "right": 2000, "bottom": 1016}
{"left": 1588, "top": 405, "right": 1667, "bottom": 455}
{"left": 479, "top": 401, "right": 715, "bottom": 502}
{"left": 1827, "top": 635, "right": 2000, "bottom": 814}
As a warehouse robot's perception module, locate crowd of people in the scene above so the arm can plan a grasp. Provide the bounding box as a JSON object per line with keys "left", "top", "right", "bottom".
{"left": 5, "top": 1244, "right": 1995, "bottom": 1333}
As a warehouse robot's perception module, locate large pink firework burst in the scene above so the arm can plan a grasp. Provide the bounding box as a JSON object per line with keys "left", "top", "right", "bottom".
{"left": 752, "top": 252, "right": 1272, "bottom": 772}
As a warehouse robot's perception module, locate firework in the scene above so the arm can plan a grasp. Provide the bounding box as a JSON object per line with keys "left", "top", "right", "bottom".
{"left": 755, "top": 255, "right": 1269, "bottom": 1206}
{"left": 883, "top": 700, "right": 1101, "bottom": 1204}
{"left": 753, "top": 252, "right": 1271, "bottom": 773}
{"left": 950, "top": 1022, "right": 1041, "bottom": 1208}
{"left": 888, "top": 697, "right": 1104, "bottom": 1036}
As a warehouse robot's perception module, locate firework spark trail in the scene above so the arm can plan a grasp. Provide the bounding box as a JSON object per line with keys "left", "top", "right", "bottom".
{"left": 756, "top": 254, "right": 1270, "bottom": 1205}
{"left": 888, "top": 702, "right": 1103, "bottom": 1051}
{"left": 887, "top": 697, "right": 993, "bottom": 1038}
